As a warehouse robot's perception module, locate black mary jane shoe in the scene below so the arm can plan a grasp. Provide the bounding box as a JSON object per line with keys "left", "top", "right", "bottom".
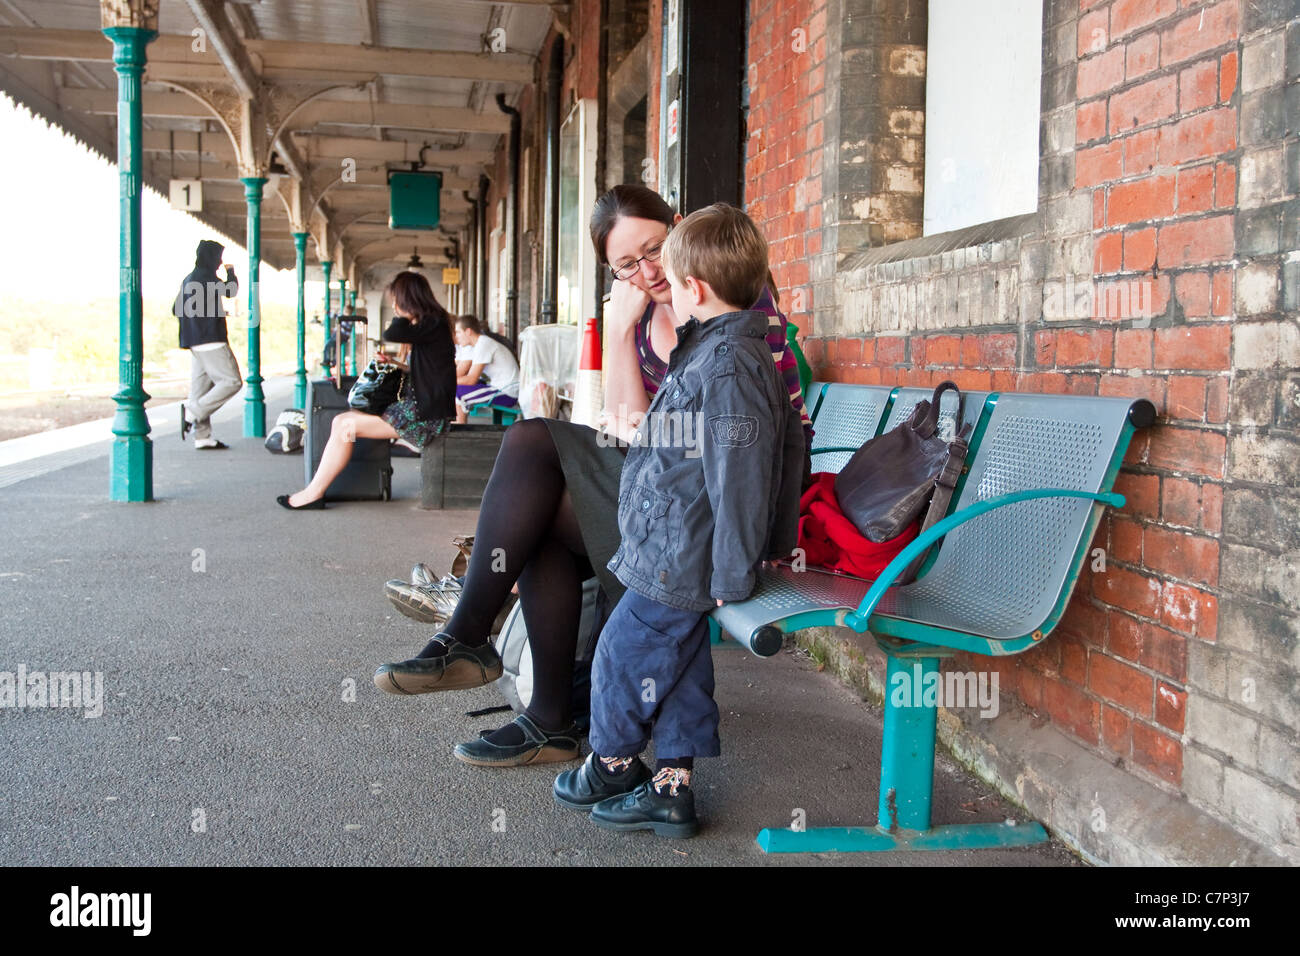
{"left": 589, "top": 780, "right": 699, "bottom": 839}
{"left": 553, "top": 752, "right": 651, "bottom": 811}
{"left": 452, "top": 714, "right": 580, "bottom": 767}
{"left": 277, "top": 494, "right": 326, "bottom": 511}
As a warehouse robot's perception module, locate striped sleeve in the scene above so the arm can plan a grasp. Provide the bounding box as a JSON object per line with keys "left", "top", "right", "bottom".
{"left": 752, "top": 288, "right": 815, "bottom": 441}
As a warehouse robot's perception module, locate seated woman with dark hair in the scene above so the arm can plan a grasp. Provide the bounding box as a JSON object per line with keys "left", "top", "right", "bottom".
{"left": 373, "top": 184, "right": 813, "bottom": 766}
{"left": 278, "top": 271, "right": 456, "bottom": 510}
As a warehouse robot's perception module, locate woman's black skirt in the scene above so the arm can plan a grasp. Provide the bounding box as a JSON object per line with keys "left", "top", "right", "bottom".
{"left": 541, "top": 419, "right": 629, "bottom": 602}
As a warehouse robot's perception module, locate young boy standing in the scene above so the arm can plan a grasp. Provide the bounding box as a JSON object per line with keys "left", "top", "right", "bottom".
{"left": 552, "top": 204, "right": 804, "bottom": 837}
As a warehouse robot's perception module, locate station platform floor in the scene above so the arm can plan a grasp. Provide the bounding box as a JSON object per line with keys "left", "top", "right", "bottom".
{"left": 0, "top": 376, "right": 1079, "bottom": 867}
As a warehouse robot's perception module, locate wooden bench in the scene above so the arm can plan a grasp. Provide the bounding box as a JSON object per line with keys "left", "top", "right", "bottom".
{"left": 709, "top": 381, "right": 1156, "bottom": 853}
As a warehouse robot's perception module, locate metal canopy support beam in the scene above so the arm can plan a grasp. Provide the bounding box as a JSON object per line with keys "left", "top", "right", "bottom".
{"left": 64, "top": 88, "right": 512, "bottom": 136}
{"left": 185, "top": 0, "right": 258, "bottom": 100}
{"left": 296, "top": 135, "right": 493, "bottom": 168}
{"left": 103, "top": 19, "right": 156, "bottom": 503}
{"left": 337, "top": 277, "right": 349, "bottom": 374}
{"left": 0, "top": 28, "right": 534, "bottom": 84}
{"left": 242, "top": 176, "right": 268, "bottom": 437}
{"left": 358, "top": 0, "right": 380, "bottom": 46}
{"left": 321, "top": 260, "right": 334, "bottom": 375}
{"left": 293, "top": 231, "right": 309, "bottom": 408}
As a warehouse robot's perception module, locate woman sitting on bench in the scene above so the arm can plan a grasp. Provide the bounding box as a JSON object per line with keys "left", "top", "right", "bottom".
{"left": 372, "top": 184, "right": 814, "bottom": 765}
{"left": 278, "top": 271, "right": 456, "bottom": 510}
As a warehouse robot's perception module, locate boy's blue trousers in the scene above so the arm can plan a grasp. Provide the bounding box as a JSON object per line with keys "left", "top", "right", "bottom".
{"left": 587, "top": 589, "right": 721, "bottom": 759}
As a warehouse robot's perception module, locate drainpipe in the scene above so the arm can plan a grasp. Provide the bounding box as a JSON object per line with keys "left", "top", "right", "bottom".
{"left": 540, "top": 38, "right": 564, "bottom": 325}
{"left": 462, "top": 189, "right": 477, "bottom": 319}
{"left": 476, "top": 174, "right": 490, "bottom": 320}
{"left": 495, "top": 94, "right": 521, "bottom": 344}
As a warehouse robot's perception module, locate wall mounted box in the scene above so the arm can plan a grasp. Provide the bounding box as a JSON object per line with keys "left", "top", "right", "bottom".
{"left": 388, "top": 170, "right": 443, "bottom": 230}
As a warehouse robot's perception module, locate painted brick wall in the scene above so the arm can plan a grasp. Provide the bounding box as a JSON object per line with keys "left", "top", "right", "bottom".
{"left": 747, "top": 0, "right": 1300, "bottom": 858}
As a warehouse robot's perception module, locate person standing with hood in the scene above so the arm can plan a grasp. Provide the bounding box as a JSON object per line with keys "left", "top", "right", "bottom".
{"left": 174, "top": 239, "right": 241, "bottom": 449}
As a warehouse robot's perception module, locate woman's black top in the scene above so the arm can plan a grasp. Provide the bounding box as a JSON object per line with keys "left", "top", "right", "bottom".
{"left": 382, "top": 307, "right": 456, "bottom": 422}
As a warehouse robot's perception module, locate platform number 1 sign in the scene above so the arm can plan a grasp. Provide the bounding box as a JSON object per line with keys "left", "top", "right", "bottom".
{"left": 170, "top": 179, "right": 203, "bottom": 212}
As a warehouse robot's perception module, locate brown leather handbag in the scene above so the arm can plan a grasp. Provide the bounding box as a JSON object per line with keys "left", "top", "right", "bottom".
{"left": 833, "top": 381, "right": 971, "bottom": 580}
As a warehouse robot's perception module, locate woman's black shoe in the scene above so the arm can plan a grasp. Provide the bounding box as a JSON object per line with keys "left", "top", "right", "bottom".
{"left": 553, "top": 753, "right": 652, "bottom": 810}
{"left": 452, "top": 714, "right": 580, "bottom": 767}
{"left": 277, "top": 494, "right": 326, "bottom": 511}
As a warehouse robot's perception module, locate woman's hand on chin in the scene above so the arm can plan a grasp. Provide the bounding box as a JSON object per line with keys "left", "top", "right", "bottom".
{"left": 606, "top": 279, "right": 651, "bottom": 337}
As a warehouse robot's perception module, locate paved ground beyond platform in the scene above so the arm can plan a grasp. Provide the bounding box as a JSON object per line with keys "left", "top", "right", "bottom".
{"left": 0, "top": 379, "right": 1079, "bottom": 866}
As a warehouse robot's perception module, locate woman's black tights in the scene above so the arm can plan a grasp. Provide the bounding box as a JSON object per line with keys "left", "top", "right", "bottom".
{"left": 435, "top": 419, "right": 591, "bottom": 734}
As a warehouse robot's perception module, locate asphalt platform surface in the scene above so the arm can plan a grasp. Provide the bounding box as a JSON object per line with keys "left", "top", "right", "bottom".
{"left": 0, "top": 378, "right": 1079, "bottom": 867}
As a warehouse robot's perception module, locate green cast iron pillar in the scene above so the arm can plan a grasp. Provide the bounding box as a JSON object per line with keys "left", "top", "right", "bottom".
{"left": 292, "top": 232, "right": 308, "bottom": 407}
{"left": 241, "top": 176, "right": 267, "bottom": 437}
{"left": 321, "top": 260, "right": 333, "bottom": 373}
{"left": 337, "top": 277, "right": 348, "bottom": 374}
{"left": 105, "top": 25, "right": 156, "bottom": 502}
{"left": 348, "top": 290, "right": 358, "bottom": 374}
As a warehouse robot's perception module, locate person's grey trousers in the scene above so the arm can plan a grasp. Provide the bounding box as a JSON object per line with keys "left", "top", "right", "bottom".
{"left": 187, "top": 344, "right": 242, "bottom": 440}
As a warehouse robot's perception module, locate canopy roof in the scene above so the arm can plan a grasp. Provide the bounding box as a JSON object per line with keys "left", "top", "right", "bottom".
{"left": 0, "top": 0, "right": 557, "bottom": 281}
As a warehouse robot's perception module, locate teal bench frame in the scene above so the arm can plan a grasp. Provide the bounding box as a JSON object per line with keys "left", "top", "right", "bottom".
{"left": 708, "top": 382, "right": 1156, "bottom": 854}
{"left": 466, "top": 400, "right": 521, "bottom": 426}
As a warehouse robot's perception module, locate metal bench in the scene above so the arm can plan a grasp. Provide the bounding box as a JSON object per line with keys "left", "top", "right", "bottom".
{"left": 466, "top": 399, "right": 521, "bottom": 426}
{"left": 709, "top": 385, "right": 1156, "bottom": 853}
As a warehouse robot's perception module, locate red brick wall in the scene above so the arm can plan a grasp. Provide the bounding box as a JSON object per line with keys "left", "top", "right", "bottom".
{"left": 1058, "top": 0, "right": 1240, "bottom": 786}
{"left": 744, "top": 0, "right": 827, "bottom": 335}
{"left": 755, "top": 0, "right": 1259, "bottom": 793}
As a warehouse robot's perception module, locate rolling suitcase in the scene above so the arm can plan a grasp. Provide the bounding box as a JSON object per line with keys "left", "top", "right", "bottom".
{"left": 305, "top": 316, "right": 392, "bottom": 501}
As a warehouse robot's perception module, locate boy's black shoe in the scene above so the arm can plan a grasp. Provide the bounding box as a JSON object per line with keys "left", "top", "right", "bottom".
{"left": 589, "top": 780, "right": 698, "bottom": 838}
{"left": 553, "top": 753, "right": 651, "bottom": 811}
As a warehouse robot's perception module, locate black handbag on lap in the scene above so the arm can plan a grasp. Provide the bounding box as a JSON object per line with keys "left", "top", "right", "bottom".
{"left": 347, "top": 360, "right": 404, "bottom": 415}
{"left": 833, "top": 381, "right": 971, "bottom": 581}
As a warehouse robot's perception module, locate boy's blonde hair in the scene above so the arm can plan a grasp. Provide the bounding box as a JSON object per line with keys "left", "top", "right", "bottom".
{"left": 662, "top": 203, "right": 769, "bottom": 311}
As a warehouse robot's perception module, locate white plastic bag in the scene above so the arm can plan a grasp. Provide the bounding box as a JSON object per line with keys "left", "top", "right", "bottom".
{"left": 517, "top": 324, "right": 579, "bottom": 420}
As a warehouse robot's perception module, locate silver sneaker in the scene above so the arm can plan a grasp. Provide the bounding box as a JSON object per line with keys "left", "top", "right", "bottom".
{"left": 383, "top": 575, "right": 516, "bottom": 634}
{"left": 410, "top": 562, "right": 438, "bottom": 588}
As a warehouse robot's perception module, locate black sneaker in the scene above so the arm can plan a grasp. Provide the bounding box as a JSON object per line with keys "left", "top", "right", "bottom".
{"left": 553, "top": 753, "right": 652, "bottom": 810}
{"left": 372, "top": 635, "right": 503, "bottom": 695}
{"left": 453, "top": 714, "right": 581, "bottom": 767}
{"left": 589, "top": 780, "right": 699, "bottom": 838}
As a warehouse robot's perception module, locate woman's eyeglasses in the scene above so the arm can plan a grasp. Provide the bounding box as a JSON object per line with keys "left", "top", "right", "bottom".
{"left": 609, "top": 241, "right": 665, "bottom": 281}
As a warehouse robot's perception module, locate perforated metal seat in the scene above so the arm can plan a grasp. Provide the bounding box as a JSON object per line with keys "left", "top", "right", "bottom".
{"left": 880, "top": 387, "right": 988, "bottom": 443}
{"left": 869, "top": 393, "right": 1135, "bottom": 641}
{"left": 714, "top": 390, "right": 1154, "bottom": 654}
{"left": 808, "top": 384, "right": 893, "bottom": 473}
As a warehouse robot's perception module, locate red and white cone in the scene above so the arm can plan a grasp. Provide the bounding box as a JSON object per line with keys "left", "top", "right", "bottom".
{"left": 571, "top": 317, "right": 602, "bottom": 428}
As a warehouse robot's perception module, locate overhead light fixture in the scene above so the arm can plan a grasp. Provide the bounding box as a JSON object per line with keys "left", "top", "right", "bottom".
{"left": 406, "top": 248, "right": 424, "bottom": 270}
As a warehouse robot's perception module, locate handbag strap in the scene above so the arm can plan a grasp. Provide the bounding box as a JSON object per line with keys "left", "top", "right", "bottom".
{"left": 895, "top": 421, "right": 972, "bottom": 585}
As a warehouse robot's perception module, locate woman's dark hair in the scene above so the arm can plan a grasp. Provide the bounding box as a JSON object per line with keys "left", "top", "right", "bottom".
{"left": 386, "top": 270, "right": 444, "bottom": 323}
{"left": 589, "top": 184, "right": 675, "bottom": 265}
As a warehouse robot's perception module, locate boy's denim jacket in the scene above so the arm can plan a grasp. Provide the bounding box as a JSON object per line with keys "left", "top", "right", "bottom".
{"left": 607, "top": 309, "right": 805, "bottom": 613}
